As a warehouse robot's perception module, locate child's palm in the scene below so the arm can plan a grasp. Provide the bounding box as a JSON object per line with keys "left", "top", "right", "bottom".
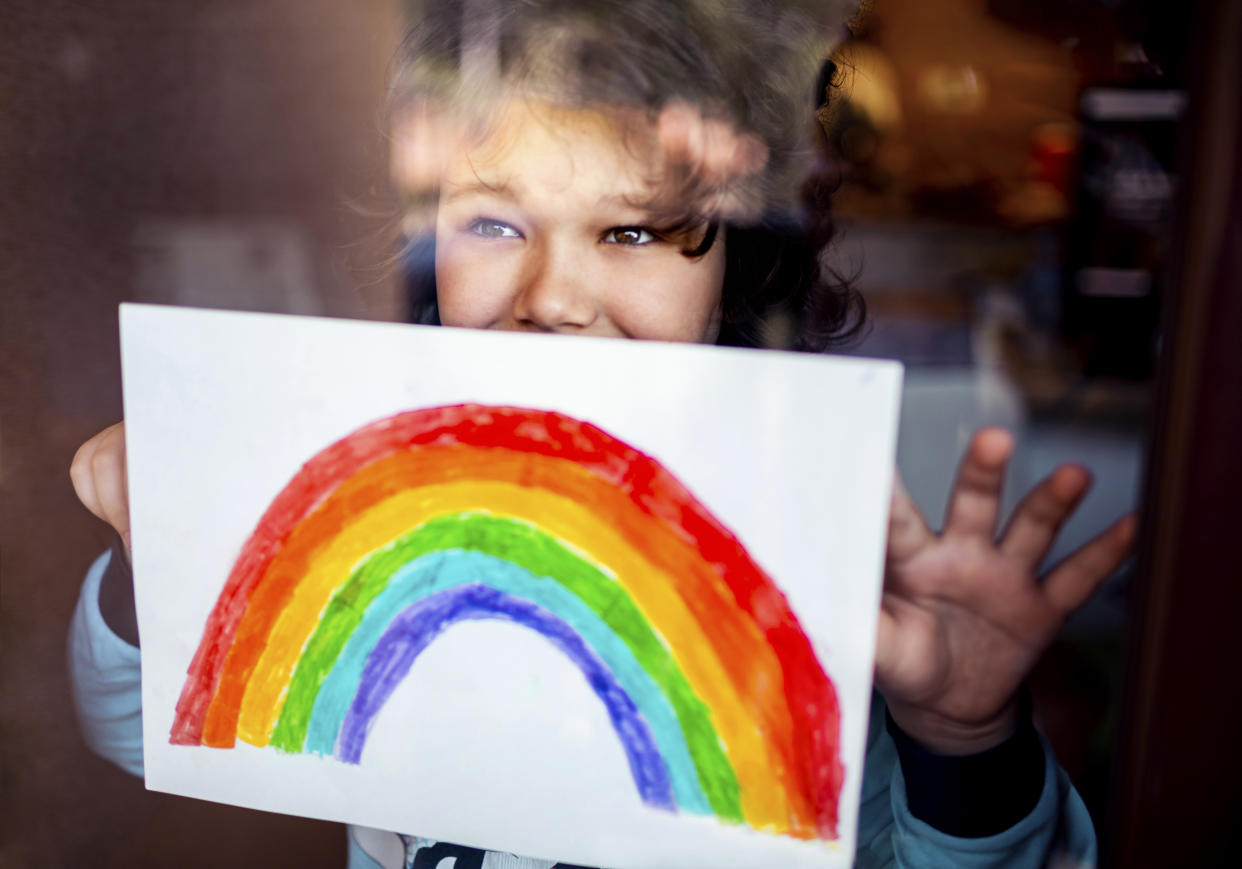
{"left": 876, "top": 428, "right": 1136, "bottom": 753}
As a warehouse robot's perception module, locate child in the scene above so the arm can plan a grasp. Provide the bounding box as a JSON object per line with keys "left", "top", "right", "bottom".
{"left": 69, "top": 2, "right": 1135, "bottom": 866}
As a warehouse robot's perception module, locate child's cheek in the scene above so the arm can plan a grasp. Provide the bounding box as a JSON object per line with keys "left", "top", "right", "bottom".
{"left": 602, "top": 251, "right": 725, "bottom": 344}
{"left": 435, "top": 237, "right": 519, "bottom": 329}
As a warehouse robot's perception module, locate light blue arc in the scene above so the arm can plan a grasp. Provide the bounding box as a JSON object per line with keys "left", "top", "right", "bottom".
{"left": 303, "top": 549, "right": 710, "bottom": 816}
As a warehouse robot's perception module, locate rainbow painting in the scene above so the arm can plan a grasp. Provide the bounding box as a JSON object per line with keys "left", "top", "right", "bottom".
{"left": 169, "top": 404, "right": 844, "bottom": 841}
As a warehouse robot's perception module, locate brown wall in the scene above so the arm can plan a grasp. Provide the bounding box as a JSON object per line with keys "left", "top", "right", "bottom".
{"left": 3, "top": 2, "right": 400, "bottom": 865}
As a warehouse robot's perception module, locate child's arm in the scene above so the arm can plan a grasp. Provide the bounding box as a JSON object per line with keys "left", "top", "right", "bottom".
{"left": 856, "top": 691, "right": 1097, "bottom": 868}
{"left": 68, "top": 422, "right": 145, "bottom": 776}
{"left": 67, "top": 537, "right": 144, "bottom": 777}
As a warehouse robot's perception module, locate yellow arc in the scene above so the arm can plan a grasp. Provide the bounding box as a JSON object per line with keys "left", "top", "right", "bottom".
{"left": 235, "top": 480, "right": 789, "bottom": 832}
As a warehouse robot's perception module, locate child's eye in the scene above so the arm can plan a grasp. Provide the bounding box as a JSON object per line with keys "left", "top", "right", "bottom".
{"left": 468, "top": 218, "right": 522, "bottom": 239}
{"left": 602, "top": 226, "right": 656, "bottom": 246}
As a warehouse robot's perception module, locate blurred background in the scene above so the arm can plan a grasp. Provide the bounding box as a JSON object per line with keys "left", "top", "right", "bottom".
{"left": 2, "top": 0, "right": 1238, "bottom": 866}
{"left": 823, "top": 0, "right": 1183, "bottom": 834}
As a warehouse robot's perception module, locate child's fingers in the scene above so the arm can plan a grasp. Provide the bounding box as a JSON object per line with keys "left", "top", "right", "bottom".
{"left": 656, "top": 103, "right": 769, "bottom": 222}
{"left": 888, "top": 472, "right": 932, "bottom": 564}
{"left": 93, "top": 441, "right": 131, "bottom": 554}
{"left": 700, "top": 119, "right": 735, "bottom": 185}
{"left": 699, "top": 119, "right": 767, "bottom": 185}
{"left": 999, "top": 464, "right": 1092, "bottom": 565}
{"left": 390, "top": 100, "right": 462, "bottom": 194}
{"left": 731, "top": 131, "right": 768, "bottom": 177}
{"left": 942, "top": 428, "right": 1014, "bottom": 541}
{"left": 657, "top": 102, "right": 768, "bottom": 188}
{"left": 872, "top": 605, "right": 899, "bottom": 680}
{"left": 657, "top": 101, "right": 701, "bottom": 168}
{"left": 872, "top": 597, "right": 941, "bottom": 700}
{"left": 1042, "top": 513, "right": 1137, "bottom": 614}
{"left": 70, "top": 435, "right": 103, "bottom": 519}
{"left": 70, "top": 422, "right": 131, "bottom": 551}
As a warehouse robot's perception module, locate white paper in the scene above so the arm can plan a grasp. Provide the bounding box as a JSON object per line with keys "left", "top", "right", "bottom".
{"left": 121, "top": 303, "right": 902, "bottom": 869}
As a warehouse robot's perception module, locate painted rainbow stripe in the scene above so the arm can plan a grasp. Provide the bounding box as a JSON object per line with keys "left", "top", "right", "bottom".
{"left": 170, "top": 405, "right": 843, "bottom": 840}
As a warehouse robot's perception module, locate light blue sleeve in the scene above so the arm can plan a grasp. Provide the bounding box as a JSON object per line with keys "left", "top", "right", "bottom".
{"left": 347, "top": 827, "right": 406, "bottom": 869}
{"left": 67, "top": 550, "right": 145, "bottom": 778}
{"left": 856, "top": 693, "right": 1097, "bottom": 869}
{"left": 67, "top": 553, "right": 390, "bottom": 868}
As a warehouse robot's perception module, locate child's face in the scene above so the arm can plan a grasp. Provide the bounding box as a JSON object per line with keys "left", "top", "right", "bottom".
{"left": 434, "top": 102, "right": 726, "bottom": 344}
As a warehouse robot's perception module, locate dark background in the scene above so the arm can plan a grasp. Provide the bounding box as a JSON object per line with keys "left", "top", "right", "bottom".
{"left": 3, "top": 2, "right": 399, "bottom": 865}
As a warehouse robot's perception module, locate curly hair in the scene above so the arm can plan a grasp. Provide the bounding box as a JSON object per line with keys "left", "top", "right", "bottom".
{"left": 392, "top": 0, "right": 864, "bottom": 351}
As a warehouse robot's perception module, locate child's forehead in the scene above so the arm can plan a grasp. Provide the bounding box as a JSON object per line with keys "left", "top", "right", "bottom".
{"left": 446, "top": 99, "right": 664, "bottom": 197}
{"left": 465, "top": 99, "right": 654, "bottom": 165}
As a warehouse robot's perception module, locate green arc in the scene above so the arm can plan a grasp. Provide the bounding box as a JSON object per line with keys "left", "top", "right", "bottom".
{"left": 269, "top": 512, "right": 742, "bottom": 823}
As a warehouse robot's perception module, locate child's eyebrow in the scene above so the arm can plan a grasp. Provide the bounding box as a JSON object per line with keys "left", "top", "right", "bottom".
{"left": 442, "top": 179, "right": 665, "bottom": 218}
{"left": 441, "top": 179, "right": 518, "bottom": 203}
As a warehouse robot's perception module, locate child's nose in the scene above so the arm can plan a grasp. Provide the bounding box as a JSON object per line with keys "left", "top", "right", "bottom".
{"left": 511, "top": 243, "right": 598, "bottom": 333}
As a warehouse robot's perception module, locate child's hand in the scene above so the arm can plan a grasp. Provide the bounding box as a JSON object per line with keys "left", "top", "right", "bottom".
{"left": 70, "top": 422, "right": 131, "bottom": 559}
{"left": 876, "top": 427, "right": 1136, "bottom": 754}
{"left": 391, "top": 98, "right": 464, "bottom": 197}
{"left": 656, "top": 101, "right": 769, "bottom": 221}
